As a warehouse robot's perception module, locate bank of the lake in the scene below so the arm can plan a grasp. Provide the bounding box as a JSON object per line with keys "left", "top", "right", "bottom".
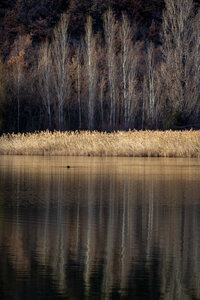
{"left": 0, "top": 130, "right": 200, "bottom": 157}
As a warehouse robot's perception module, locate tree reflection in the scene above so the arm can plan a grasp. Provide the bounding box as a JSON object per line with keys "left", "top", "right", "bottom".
{"left": 0, "top": 157, "right": 200, "bottom": 299}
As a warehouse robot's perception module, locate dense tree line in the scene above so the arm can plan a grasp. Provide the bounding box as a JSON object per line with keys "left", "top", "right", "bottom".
{"left": 0, "top": 0, "right": 199, "bottom": 132}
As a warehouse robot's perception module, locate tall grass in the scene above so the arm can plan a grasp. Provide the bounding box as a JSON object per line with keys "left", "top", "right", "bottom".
{"left": 0, "top": 130, "right": 200, "bottom": 157}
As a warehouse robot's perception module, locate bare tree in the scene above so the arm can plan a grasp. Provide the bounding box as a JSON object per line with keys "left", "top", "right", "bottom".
{"left": 142, "top": 76, "right": 148, "bottom": 129}
{"left": 143, "top": 43, "right": 158, "bottom": 128}
{"left": 161, "top": 0, "right": 199, "bottom": 122}
{"left": 38, "top": 40, "right": 53, "bottom": 129}
{"left": 0, "top": 59, "right": 6, "bottom": 130}
{"left": 120, "top": 13, "right": 139, "bottom": 129}
{"left": 51, "top": 13, "right": 70, "bottom": 130}
{"left": 99, "top": 74, "right": 106, "bottom": 131}
{"left": 7, "top": 35, "right": 31, "bottom": 132}
{"left": 186, "top": 9, "right": 200, "bottom": 121}
{"left": 127, "top": 61, "right": 138, "bottom": 129}
{"left": 70, "top": 43, "right": 83, "bottom": 130}
{"left": 77, "top": 45, "right": 82, "bottom": 129}
{"left": 121, "top": 13, "right": 132, "bottom": 129}
{"left": 147, "top": 43, "right": 156, "bottom": 125}
{"left": 85, "top": 16, "right": 97, "bottom": 130}
{"left": 104, "top": 9, "right": 117, "bottom": 129}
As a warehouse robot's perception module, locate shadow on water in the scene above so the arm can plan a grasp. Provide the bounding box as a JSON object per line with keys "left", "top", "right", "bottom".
{"left": 0, "top": 156, "right": 200, "bottom": 299}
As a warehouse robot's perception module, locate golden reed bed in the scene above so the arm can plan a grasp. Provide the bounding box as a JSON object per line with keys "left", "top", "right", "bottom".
{"left": 0, "top": 130, "right": 200, "bottom": 157}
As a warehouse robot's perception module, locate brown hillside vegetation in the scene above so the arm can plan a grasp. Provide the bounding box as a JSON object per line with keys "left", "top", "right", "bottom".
{"left": 0, "top": 130, "right": 200, "bottom": 157}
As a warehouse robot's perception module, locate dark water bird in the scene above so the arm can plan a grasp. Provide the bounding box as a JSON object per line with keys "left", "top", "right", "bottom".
{"left": 66, "top": 166, "right": 71, "bottom": 169}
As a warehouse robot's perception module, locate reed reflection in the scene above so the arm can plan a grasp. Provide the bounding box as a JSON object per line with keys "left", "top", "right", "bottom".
{"left": 0, "top": 157, "right": 200, "bottom": 299}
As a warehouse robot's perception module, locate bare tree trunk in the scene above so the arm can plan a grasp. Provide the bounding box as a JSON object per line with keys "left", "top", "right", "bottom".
{"left": 120, "top": 14, "right": 139, "bottom": 130}
{"left": 161, "top": 0, "right": 198, "bottom": 121}
{"left": 145, "top": 43, "right": 157, "bottom": 128}
{"left": 148, "top": 44, "right": 155, "bottom": 124}
{"left": 38, "top": 41, "right": 52, "bottom": 130}
{"left": 121, "top": 13, "right": 132, "bottom": 129}
{"left": 186, "top": 10, "right": 200, "bottom": 121}
{"left": 77, "top": 46, "right": 82, "bottom": 130}
{"left": 104, "top": 9, "right": 117, "bottom": 130}
{"left": 17, "top": 81, "right": 20, "bottom": 132}
{"left": 100, "top": 76, "right": 105, "bottom": 131}
{"left": 7, "top": 35, "right": 31, "bottom": 133}
{"left": 14, "top": 59, "right": 24, "bottom": 133}
{"left": 86, "top": 16, "right": 93, "bottom": 130}
{"left": 142, "top": 76, "right": 149, "bottom": 129}
{"left": 51, "top": 13, "right": 70, "bottom": 130}
{"left": 85, "top": 16, "right": 97, "bottom": 131}
{"left": 127, "top": 64, "right": 137, "bottom": 129}
{"left": 142, "top": 82, "right": 146, "bottom": 130}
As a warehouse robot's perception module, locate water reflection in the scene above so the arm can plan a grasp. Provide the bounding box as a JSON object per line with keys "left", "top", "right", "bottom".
{"left": 0, "top": 156, "right": 200, "bottom": 299}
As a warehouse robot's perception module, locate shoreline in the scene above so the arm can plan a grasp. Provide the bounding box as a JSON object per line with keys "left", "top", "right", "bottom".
{"left": 0, "top": 130, "right": 200, "bottom": 158}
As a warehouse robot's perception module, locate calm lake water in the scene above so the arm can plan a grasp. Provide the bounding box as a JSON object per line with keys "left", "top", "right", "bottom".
{"left": 0, "top": 156, "right": 200, "bottom": 299}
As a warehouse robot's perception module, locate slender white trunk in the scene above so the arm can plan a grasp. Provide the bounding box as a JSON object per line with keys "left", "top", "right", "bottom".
{"left": 38, "top": 41, "right": 53, "bottom": 130}
{"left": 147, "top": 43, "right": 156, "bottom": 127}
{"left": 121, "top": 20, "right": 127, "bottom": 128}
{"left": 88, "top": 22, "right": 93, "bottom": 130}
{"left": 104, "top": 9, "right": 116, "bottom": 130}
{"left": 46, "top": 90, "right": 51, "bottom": 129}
{"left": 77, "top": 48, "right": 81, "bottom": 129}
{"left": 100, "top": 79, "right": 104, "bottom": 130}
{"left": 17, "top": 82, "right": 20, "bottom": 132}
{"left": 52, "top": 14, "right": 69, "bottom": 130}
{"left": 120, "top": 13, "right": 138, "bottom": 129}
{"left": 86, "top": 16, "right": 97, "bottom": 131}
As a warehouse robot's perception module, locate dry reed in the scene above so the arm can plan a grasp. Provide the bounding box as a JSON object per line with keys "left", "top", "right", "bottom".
{"left": 0, "top": 130, "right": 200, "bottom": 157}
